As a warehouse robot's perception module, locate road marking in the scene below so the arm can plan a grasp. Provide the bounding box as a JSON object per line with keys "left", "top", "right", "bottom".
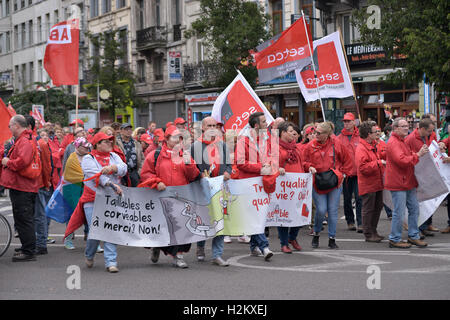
{"left": 0, "top": 206, "right": 12, "bottom": 212}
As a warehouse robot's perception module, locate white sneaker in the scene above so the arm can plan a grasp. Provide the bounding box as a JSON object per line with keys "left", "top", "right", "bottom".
{"left": 251, "top": 247, "right": 263, "bottom": 257}
{"left": 263, "top": 247, "right": 273, "bottom": 261}
{"left": 174, "top": 255, "right": 188, "bottom": 269}
{"left": 224, "top": 236, "right": 232, "bottom": 243}
{"left": 238, "top": 235, "right": 250, "bottom": 243}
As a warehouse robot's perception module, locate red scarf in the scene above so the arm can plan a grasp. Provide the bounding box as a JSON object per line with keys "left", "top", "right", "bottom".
{"left": 279, "top": 139, "right": 299, "bottom": 164}
{"left": 341, "top": 126, "right": 359, "bottom": 137}
{"left": 91, "top": 149, "right": 110, "bottom": 166}
{"left": 198, "top": 135, "right": 221, "bottom": 177}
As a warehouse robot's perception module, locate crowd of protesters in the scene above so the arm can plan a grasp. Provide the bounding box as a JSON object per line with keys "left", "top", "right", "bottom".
{"left": 1, "top": 111, "right": 450, "bottom": 273}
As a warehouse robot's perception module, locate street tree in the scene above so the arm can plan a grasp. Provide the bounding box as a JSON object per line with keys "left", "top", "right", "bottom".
{"left": 352, "top": 0, "right": 450, "bottom": 96}
{"left": 86, "top": 29, "right": 144, "bottom": 117}
{"left": 185, "top": 0, "right": 271, "bottom": 88}
{"left": 8, "top": 81, "right": 90, "bottom": 125}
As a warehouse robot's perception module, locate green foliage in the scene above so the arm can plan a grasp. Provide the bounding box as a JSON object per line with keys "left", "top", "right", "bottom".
{"left": 8, "top": 82, "right": 90, "bottom": 125}
{"left": 185, "top": 0, "right": 271, "bottom": 88}
{"left": 352, "top": 0, "right": 450, "bottom": 96}
{"left": 86, "top": 30, "right": 143, "bottom": 116}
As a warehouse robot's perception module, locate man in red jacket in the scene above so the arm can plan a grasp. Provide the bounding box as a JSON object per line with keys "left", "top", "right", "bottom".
{"left": 1, "top": 115, "right": 40, "bottom": 261}
{"left": 336, "top": 112, "right": 362, "bottom": 232}
{"left": 385, "top": 117, "right": 428, "bottom": 249}
{"left": 235, "top": 112, "right": 274, "bottom": 261}
{"left": 405, "top": 118, "right": 439, "bottom": 237}
{"left": 355, "top": 121, "right": 385, "bottom": 242}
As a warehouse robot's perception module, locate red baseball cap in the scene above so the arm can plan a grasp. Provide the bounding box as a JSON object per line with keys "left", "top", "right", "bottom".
{"left": 140, "top": 133, "right": 153, "bottom": 145}
{"left": 153, "top": 128, "right": 164, "bottom": 140}
{"left": 174, "top": 117, "right": 186, "bottom": 125}
{"left": 165, "top": 121, "right": 174, "bottom": 128}
{"left": 343, "top": 113, "right": 355, "bottom": 121}
{"left": 91, "top": 132, "right": 114, "bottom": 146}
{"left": 164, "top": 125, "right": 182, "bottom": 139}
{"left": 69, "top": 119, "right": 84, "bottom": 126}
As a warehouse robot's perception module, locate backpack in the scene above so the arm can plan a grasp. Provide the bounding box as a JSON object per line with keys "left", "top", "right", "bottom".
{"left": 8, "top": 134, "right": 42, "bottom": 180}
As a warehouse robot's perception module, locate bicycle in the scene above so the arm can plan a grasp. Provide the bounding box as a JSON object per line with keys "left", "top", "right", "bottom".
{"left": 0, "top": 214, "right": 12, "bottom": 257}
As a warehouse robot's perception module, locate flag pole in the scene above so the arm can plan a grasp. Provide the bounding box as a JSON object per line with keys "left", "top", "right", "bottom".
{"left": 338, "top": 27, "right": 361, "bottom": 123}
{"left": 75, "top": 84, "right": 79, "bottom": 129}
{"left": 301, "top": 10, "right": 326, "bottom": 122}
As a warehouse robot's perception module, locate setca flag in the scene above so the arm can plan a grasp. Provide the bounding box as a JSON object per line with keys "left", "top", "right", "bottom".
{"left": 254, "top": 17, "right": 313, "bottom": 83}
{"left": 44, "top": 19, "right": 80, "bottom": 86}
{"left": 211, "top": 71, "right": 274, "bottom": 132}
{"left": 295, "top": 31, "right": 353, "bottom": 102}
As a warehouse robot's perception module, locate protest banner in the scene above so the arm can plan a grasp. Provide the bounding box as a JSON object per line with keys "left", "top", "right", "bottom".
{"left": 88, "top": 173, "right": 312, "bottom": 247}
{"left": 384, "top": 141, "right": 450, "bottom": 226}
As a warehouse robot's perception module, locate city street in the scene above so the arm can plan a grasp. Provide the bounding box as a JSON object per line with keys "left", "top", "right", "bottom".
{"left": 1, "top": 193, "right": 449, "bottom": 300}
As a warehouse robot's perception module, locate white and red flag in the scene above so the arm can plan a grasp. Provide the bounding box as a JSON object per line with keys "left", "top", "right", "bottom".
{"left": 44, "top": 19, "right": 80, "bottom": 86}
{"left": 254, "top": 17, "right": 313, "bottom": 83}
{"left": 30, "top": 107, "right": 45, "bottom": 127}
{"left": 295, "top": 31, "right": 353, "bottom": 102}
{"left": 211, "top": 71, "right": 274, "bottom": 132}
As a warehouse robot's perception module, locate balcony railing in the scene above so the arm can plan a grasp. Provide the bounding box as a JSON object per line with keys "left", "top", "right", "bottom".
{"left": 184, "top": 61, "right": 221, "bottom": 85}
{"left": 136, "top": 26, "right": 167, "bottom": 50}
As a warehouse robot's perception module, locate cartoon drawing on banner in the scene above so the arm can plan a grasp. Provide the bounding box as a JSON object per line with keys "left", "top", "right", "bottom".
{"left": 220, "top": 181, "right": 238, "bottom": 218}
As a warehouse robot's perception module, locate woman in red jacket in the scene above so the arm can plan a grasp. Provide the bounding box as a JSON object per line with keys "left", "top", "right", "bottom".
{"left": 276, "top": 122, "right": 306, "bottom": 253}
{"left": 140, "top": 126, "right": 200, "bottom": 268}
{"left": 302, "top": 122, "right": 353, "bottom": 249}
{"left": 355, "top": 121, "right": 385, "bottom": 242}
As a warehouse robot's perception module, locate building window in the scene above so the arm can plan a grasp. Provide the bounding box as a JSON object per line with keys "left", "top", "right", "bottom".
{"left": 6, "top": 0, "right": 10, "bottom": 16}
{"left": 342, "top": 14, "right": 360, "bottom": 45}
{"left": 136, "top": 0, "right": 144, "bottom": 30}
{"left": 54, "top": 10, "right": 59, "bottom": 24}
{"left": 37, "top": 17, "right": 42, "bottom": 42}
{"left": 153, "top": 54, "right": 163, "bottom": 81}
{"left": 21, "top": 63, "right": 26, "bottom": 88}
{"left": 271, "top": 0, "right": 283, "bottom": 35}
{"left": 102, "top": 0, "right": 111, "bottom": 14}
{"left": 13, "top": 25, "right": 18, "bottom": 49}
{"left": 155, "top": 0, "right": 160, "bottom": 27}
{"left": 13, "top": 0, "right": 17, "bottom": 11}
{"left": 118, "top": 29, "right": 128, "bottom": 66}
{"left": 45, "top": 13, "right": 50, "bottom": 39}
{"left": 116, "top": 0, "right": 126, "bottom": 9}
{"left": 21, "top": 22, "right": 26, "bottom": 48}
{"left": 91, "top": 0, "right": 99, "bottom": 18}
{"left": 196, "top": 40, "right": 207, "bottom": 63}
{"left": 29, "top": 61, "right": 34, "bottom": 85}
{"left": 38, "top": 60, "right": 43, "bottom": 82}
{"left": 5, "top": 31, "right": 10, "bottom": 52}
{"left": 137, "top": 60, "right": 146, "bottom": 83}
{"left": 28, "top": 20, "right": 33, "bottom": 45}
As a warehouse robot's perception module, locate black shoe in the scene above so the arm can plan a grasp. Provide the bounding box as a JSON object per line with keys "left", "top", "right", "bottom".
{"left": 12, "top": 253, "right": 36, "bottom": 262}
{"left": 312, "top": 235, "right": 319, "bottom": 248}
{"left": 35, "top": 247, "right": 48, "bottom": 255}
{"left": 264, "top": 227, "right": 270, "bottom": 237}
{"left": 328, "top": 238, "right": 339, "bottom": 249}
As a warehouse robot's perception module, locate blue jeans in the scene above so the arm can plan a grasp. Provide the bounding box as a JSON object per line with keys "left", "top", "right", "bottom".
{"left": 312, "top": 186, "right": 343, "bottom": 238}
{"left": 197, "top": 235, "right": 224, "bottom": 259}
{"left": 389, "top": 189, "right": 420, "bottom": 243}
{"left": 34, "top": 187, "right": 53, "bottom": 249}
{"left": 277, "top": 227, "right": 300, "bottom": 246}
{"left": 384, "top": 204, "right": 392, "bottom": 218}
{"left": 250, "top": 234, "right": 269, "bottom": 252}
{"left": 343, "top": 176, "right": 362, "bottom": 226}
{"left": 84, "top": 206, "right": 117, "bottom": 268}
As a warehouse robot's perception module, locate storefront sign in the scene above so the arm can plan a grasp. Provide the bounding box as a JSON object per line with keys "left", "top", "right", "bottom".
{"left": 345, "top": 43, "right": 386, "bottom": 65}
{"left": 168, "top": 51, "right": 182, "bottom": 82}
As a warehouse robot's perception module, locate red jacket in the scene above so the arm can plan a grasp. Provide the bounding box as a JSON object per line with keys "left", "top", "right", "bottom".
{"left": 405, "top": 128, "right": 436, "bottom": 153}
{"left": 0, "top": 130, "right": 40, "bottom": 193}
{"left": 375, "top": 139, "right": 387, "bottom": 160}
{"left": 37, "top": 139, "right": 52, "bottom": 189}
{"left": 355, "top": 139, "right": 384, "bottom": 196}
{"left": 235, "top": 134, "right": 270, "bottom": 179}
{"left": 140, "top": 144, "right": 200, "bottom": 187}
{"left": 335, "top": 127, "right": 360, "bottom": 177}
{"left": 385, "top": 132, "right": 419, "bottom": 191}
{"left": 441, "top": 137, "right": 450, "bottom": 151}
{"left": 279, "top": 142, "right": 305, "bottom": 173}
{"left": 302, "top": 137, "right": 353, "bottom": 193}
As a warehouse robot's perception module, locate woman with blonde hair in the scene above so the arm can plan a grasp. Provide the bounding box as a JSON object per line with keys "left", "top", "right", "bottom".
{"left": 302, "top": 122, "right": 353, "bottom": 249}
{"left": 132, "top": 127, "right": 147, "bottom": 141}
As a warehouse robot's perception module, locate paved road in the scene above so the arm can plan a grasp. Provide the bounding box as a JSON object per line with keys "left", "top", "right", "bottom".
{"left": 1, "top": 194, "right": 450, "bottom": 300}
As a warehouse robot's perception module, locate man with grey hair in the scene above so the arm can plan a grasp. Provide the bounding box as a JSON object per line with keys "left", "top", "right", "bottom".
{"left": 385, "top": 117, "right": 428, "bottom": 249}
{"left": 1, "top": 115, "right": 40, "bottom": 261}
{"left": 190, "top": 116, "right": 232, "bottom": 266}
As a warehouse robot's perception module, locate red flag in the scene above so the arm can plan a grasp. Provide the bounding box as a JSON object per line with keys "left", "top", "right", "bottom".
{"left": 254, "top": 17, "right": 313, "bottom": 83}
{"left": 0, "top": 98, "right": 13, "bottom": 144}
{"left": 44, "top": 19, "right": 80, "bottom": 86}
